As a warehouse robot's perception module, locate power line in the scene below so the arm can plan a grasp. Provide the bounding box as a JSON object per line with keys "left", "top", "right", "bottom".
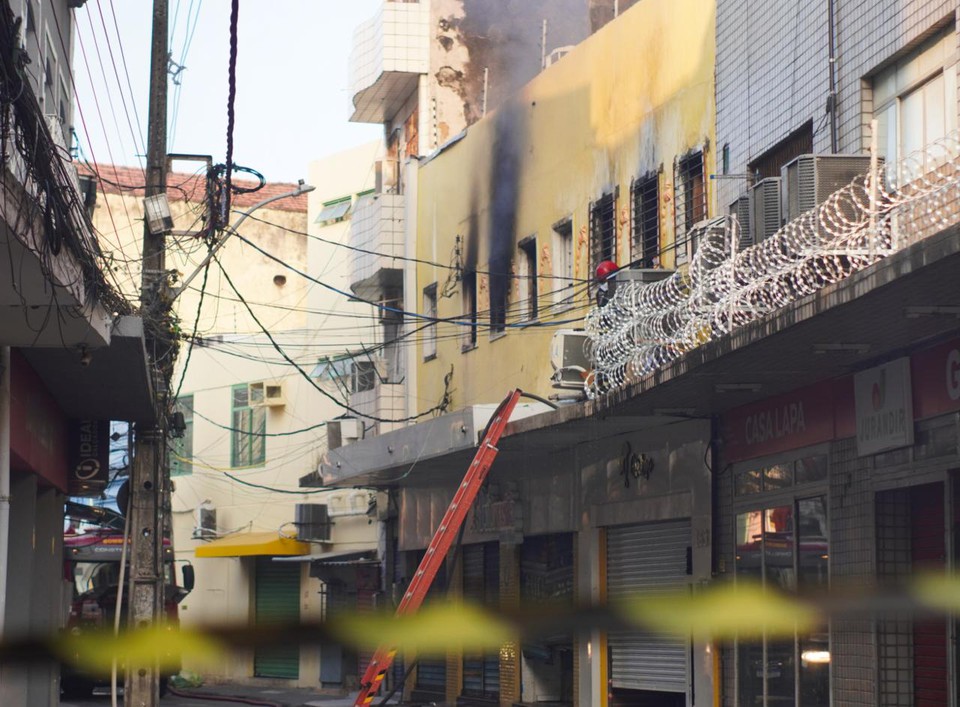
{"left": 214, "top": 253, "right": 450, "bottom": 423}
{"left": 242, "top": 211, "right": 593, "bottom": 285}
{"left": 229, "top": 229, "right": 587, "bottom": 330}
{"left": 222, "top": 0, "right": 240, "bottom": 223}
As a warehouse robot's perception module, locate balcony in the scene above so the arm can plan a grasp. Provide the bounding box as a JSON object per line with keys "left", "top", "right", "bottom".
{"left": 349, "top": 1, "right": 429, "bottom": 124}
{"left": 350, "top": 358, "right": 406, "bottom": 436}
{"left": 349, "top": 193, "right": 404, "bottom": 301}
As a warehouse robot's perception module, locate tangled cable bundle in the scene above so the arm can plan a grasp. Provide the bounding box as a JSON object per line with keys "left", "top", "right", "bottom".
{"left": 585, "top": 134, "right": 960, "bottom": 397}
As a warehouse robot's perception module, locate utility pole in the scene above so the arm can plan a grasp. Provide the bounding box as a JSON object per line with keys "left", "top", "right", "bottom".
{"left": 126, "top": 0, "right": 168, "bottom": 704}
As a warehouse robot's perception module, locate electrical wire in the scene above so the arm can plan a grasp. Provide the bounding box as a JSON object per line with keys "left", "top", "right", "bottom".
{"left": 230, "top": 229, "right": 588, "bottom": 329}
{"left": 214, "top": 253, "right": 450, "bottom": 423}
{"left": 222, "top": 0, "right": 240, "bottom": 224}
{"left": 187, "top": 403, "right": 329, "bottom": 438}
{"left": 242, "top": 211, "right": 594, "bottom": 285}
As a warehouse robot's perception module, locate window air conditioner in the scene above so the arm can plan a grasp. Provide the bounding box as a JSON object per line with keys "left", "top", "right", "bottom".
{"left": 749, "top": 177, "right": 782, "bottom": 245}
{"left": 294, "top": 503, "right": 332, "bottom": 542}
{"left": 192, "top": 500, "right": 216, "bottom": 540}
{"left": 550, "top": 329, "right": 590, "bottom": 389}
{"left": 616, "top": 268, "right": 675, "bottom": 285}
{"left": 249, "top": 381, "right": 285, "bottom": 407}
{"left": 781, "top": 154, "right": 874, "bottom": 223}
{"left": 326, "top": 417, "right": 362, "bottom": 450}
{"left": 729, "top": 195, "right": 752, "bottom": 250}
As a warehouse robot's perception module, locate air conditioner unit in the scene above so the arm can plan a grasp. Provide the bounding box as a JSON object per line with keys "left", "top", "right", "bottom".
{"left": 616, "top": 268, "right": 675, "bottom": 285}
{"left": 550, "top": 329, "right": 590, "bottom": 389}
{"left": 749, "top": 177, "right": 782, "bottom": 244}
{"left": 248, "top": 381, "right": 285, "bottom": 407}
{"left": 192, "top": 500, "right": 216, "bottom": 540}
{"left": 729, "top": 195, "right": 751, "bottom": 250}
{"left": 295, "top": 503, "right": 332, "bottom": 542}
{"left": 781, "top": 154, "right": 874, "bottom": 223}
{"left": 327, "top": 417, "right": 362, "bottom": 450}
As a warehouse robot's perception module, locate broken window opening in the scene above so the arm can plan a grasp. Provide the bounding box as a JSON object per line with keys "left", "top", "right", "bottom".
{"left": 631, "top": 173, "right": 660, "bottom": 268}
{"left": 590, "top": 190, "right": 618, "bottom": 272}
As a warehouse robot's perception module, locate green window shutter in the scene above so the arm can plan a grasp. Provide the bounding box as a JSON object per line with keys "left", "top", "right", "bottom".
{"left": 231, "top": 384, "right": 266, "bottom": 467}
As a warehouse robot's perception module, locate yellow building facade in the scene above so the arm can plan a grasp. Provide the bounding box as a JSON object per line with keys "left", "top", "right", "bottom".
{"left": 415, "top": 0, "right": 716, "bottom": 410}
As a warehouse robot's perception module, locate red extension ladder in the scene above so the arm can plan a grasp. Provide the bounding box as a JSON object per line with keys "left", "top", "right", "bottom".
{"left": 352, "top": 389, "right": 523, "bottom": 706}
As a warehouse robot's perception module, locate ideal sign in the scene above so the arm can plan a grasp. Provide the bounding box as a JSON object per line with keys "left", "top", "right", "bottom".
{"left": 854, "top": 358, "right": 914, "bottom": 456}
{"left": 67, "top": 419, "right": 111, "bottom": 497}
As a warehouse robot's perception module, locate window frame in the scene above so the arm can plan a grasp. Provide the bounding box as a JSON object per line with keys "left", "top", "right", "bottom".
{"left": 732, "top": 444, "right": 831, "bottom": 707}
{"left": 230, "top": 384, "right": 266, "bottom": 468}
{"left": 630, "top": 172, "right": 661, "bottom": 268}
{"left": 461, "top": 268, "right": 478, "bottom": 351}
{"left": 734, "top": 494, "right": 831, "bottom": 707}
{"left": 673, "top": 150, "right": 706, "bottom": 265}
{"left": 517, "top": 234, "right": 538, "bottom": 322}
{"left": 552, "top": 217, "right": 574, "bottom": 308}
{"left": 589, "top": 189, "right": 618, "bottom": 273}
{"left": 872, "top": 28, "right": 959, "bottom": 185}
{"left": 350, "top": 360, "right": 377, "bottom": 393}
{"left": 422, "top": 282, "right": 438, "bottom": 360}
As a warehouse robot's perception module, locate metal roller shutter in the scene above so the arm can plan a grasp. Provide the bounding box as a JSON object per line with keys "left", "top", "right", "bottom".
{"left": 415, "top": 550, "right": 447, "bottom": 692}
{"left": 606, "top": 519, "right": 691, "bottom": 693}
{"left": 462, "top": 543, "right": 499, "bottom": 699}
{"left": 254, "top": 558, "right": 300, "bottom": 679}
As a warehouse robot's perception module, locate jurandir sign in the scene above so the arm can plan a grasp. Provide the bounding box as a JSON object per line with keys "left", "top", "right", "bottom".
{"left": 854, "top": 358, "right": 914, "bottom": 457}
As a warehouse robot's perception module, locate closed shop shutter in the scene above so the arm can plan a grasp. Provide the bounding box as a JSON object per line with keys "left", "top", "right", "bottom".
{"left": 606, "top": 519, "right": 690, "bottom": 693}
{"left": 415, "top": 550, "right": 447, "bottom": 693}
{"left": 462, "top": 542, "right": 499, "bottom": 699}
{"left": 254, "top": 558, "right": 300, "bottom": 679}
{"left": 356, "top": 565, "right": 380, "bottom": 686}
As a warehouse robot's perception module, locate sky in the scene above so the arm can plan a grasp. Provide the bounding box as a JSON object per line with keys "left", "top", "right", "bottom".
{"left": 74, "top": 1, "right": 383, "bottom": 183}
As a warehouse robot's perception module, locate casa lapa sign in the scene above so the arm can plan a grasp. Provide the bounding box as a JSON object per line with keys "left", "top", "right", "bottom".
{"left": 854, "top": 357, "right": 914, "bottom": 457}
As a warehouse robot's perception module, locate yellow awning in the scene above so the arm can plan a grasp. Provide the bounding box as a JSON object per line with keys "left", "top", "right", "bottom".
{"left": 194, "top": 531, "right": 310, "bottom": 558}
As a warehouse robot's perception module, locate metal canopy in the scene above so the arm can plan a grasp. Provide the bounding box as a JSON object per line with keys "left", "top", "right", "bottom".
{"left": 22, "top": 315, "right": 156, "bottom": 424}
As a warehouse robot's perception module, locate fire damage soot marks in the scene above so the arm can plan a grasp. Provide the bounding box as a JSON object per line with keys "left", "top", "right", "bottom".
{"left": 487, "top": 101, "right": 525, "bottom": 330}
{"left": 459, "top": 0, "right": 592, "bottom": 122}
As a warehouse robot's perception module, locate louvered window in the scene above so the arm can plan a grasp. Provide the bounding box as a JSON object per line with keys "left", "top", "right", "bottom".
{"left": 631, "top": 174, "right": 660, "bottom": 268}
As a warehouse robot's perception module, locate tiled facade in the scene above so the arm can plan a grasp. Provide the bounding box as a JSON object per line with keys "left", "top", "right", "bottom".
{"left": 349, "top": 1, "right": 430, "bottom": 123}
{"left": 349, "top": 193, "right": 405, "bottom": 294}
{"left": 716, "top": 0, "right": 958, "bottom": 209}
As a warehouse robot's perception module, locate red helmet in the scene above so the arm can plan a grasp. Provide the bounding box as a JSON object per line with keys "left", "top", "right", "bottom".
{"left": 595, "top": 260, "right": 618, "bottom": 282}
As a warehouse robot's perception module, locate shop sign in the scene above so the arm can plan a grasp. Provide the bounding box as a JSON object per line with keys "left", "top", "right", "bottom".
{"left": 720, "top": 379, "right": 843, "bottom": 463}
{"left": 855, "top": 358, "right": 914, "bottom": 456}
{"left": 67, "top": 419, "right": 111, "bottom": 497}
{"left": 469, "top": 481, "right": 523, "bottom": 534}
{"left": 911, "top": 337, "right": 960, "bottom": 420}
{"left": 9, "top": 351, "right": 68, "bottom": 490}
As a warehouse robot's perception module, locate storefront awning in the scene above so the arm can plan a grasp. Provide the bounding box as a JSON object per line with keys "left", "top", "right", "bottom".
{"left": 194, "top": 531, "right": 310, "bottom": 558}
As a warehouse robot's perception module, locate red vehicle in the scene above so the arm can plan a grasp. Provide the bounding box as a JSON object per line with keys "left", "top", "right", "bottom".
{"left": 61, "top": 502, "right": 194, "bottom": 699}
